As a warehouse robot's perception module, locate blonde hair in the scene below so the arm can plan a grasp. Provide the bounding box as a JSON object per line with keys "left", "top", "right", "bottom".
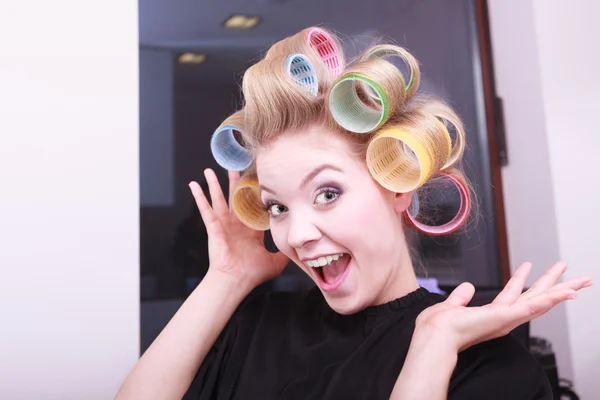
{"left": 210, "top": 26, "right": 475, "bottom": 234}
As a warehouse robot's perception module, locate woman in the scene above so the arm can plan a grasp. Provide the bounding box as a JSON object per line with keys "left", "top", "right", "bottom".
{"left": 117, "top": 27, "right": 592, "bottom": 399}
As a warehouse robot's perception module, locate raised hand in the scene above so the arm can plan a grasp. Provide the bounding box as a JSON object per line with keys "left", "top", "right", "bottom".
{"left": 189, "top": 168, "right": 289, "bottom": 290}
{"left": 415, "top": 261, "right": 593, "bottom": 353}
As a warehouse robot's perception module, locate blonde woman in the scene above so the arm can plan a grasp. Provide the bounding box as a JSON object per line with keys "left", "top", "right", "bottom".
{"left": 116, "top": 27, "right": 592, "bottom": 400}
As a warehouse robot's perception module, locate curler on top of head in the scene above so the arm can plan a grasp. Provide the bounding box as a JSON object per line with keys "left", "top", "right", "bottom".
{"left": 305, "top": 27, "right": 343, "bottom": 77}
{"left": 362, "top": 44, "right": 421, "bottom": 99}
{"left": 328, "top": 59, "right": 407, "bottom": 134}
{"left": 210, "top": 110, "right": 253, "bottom": 172}
{"left": 264, "top": 27, "right": 344, "bottom": 92}
{"left": 286, "top": 53, "right": 319, "bottom": 96}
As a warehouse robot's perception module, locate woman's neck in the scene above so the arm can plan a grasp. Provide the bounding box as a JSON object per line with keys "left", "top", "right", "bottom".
{"left": 374, "top": 241, "right": 421, "bottom": 306}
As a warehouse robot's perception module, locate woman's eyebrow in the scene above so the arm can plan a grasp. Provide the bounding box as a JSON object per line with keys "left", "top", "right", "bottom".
{"left": 299, "top": 164, "right": 343, "bottom": 190}
{"left": 259, "top": 184, "right": 276, "bottom": 195}
{"left": 259, "top": 164, "right": 342, "bottom": 195}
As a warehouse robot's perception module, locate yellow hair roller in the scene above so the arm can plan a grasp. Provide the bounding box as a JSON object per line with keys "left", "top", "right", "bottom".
{"left": 232, "top": 175, "right": 270, "bottom": 231}
{"left": 366, "top": 117, "right": 452, "bottom": 193}
{"left": 366, "top": 126, "right": 434, "bottom": 193}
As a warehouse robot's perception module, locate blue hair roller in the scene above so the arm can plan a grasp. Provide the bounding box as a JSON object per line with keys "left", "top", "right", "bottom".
{"left": 286, "top": 53, "right": 319, "bottom": 96}
{"left": 210, "top": 122, "right": 253, "bottom": 171}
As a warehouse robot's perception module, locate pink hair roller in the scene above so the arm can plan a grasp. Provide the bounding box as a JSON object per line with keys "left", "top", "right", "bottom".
{"left": 306, "top": 28, "right": 342, "bottom": 77}
{"left": 405, "top": 172, "right": 470, "bottom": 236}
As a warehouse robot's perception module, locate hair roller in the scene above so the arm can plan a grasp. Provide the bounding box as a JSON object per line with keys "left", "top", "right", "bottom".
{"left": 366, "top": 115, "right": 451, "bottom": 192}
{"left": 286, "top": 53, "right": 319, "bottom": 96}
{"left": 366, "top": 126, "right": 433, "bottom": 192}
{"left": 361, "top": 44, "right": 421, "bottom": 99}
{"left": 439, "top": 114, "right": 465, "bottom": 170}
{"left": 242, "top": 53, "right": 321, "bottom": 136}
{"left": 404, "top": 170, "right": 471, "bottom": 236}
{"left": 416, "top": 100, "right": 466, "bottom": 170}
{"left": 431, "top": 117, "right": 453, "bottom": 170}
{"left": 265, "top": 27, "right": 344, "bottom": 90}
{"left": 210, "top": 110, "right": 253, "bottom": 171}
{"left": 407, "top": 192, "right": 420, "bottom": 218}
{"left": 328, "top": 59, "right": 407, "bottom": 134}
{"left": 305, "top": 27, "right": 343, "bottom": 77}
{"left": 232, "top": 172, "right": 270, "bottom": 231}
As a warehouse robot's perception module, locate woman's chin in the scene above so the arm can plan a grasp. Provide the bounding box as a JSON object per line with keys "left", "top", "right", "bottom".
{"left": 323, "top": 293, "right": 364, "bottom": 315}
{"left": 321, "top": 275, "right": 365, "bottom": 315}
{"left": 299, "top": 258, "right": 366, "bottom": 315}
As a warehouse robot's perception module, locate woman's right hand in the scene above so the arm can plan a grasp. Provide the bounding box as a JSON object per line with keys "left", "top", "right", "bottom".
{"left": 189, "top": 168, "right": 289, "bottom": 291}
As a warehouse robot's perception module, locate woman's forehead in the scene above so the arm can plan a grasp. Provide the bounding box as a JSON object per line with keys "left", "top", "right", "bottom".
{"left": 257, "top": 132, "right": 354, "bottom": 172}
{"left": 259, "top": 127, "right": 352, "bottom": 159}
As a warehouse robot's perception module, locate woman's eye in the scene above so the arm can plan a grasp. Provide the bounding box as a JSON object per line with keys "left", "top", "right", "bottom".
{"left": 267, "top": 203, "right": 287, "bottom": 216}
{"left": 315, "top": 189, "right": 340, "bottom": 205}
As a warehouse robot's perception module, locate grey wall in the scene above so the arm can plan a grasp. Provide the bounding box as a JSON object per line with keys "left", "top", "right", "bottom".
{"left": 139, "top": 48, "right": 175, "bottom": 207}
{"left": 140, "top": 67, "right": 242, "bottom": 298}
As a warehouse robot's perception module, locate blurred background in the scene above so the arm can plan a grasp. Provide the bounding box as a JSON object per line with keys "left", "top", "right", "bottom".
{"left": 140, "top": 0, "right": 508, "bottom": 324}
{"left": 1, "top": 0, "right": 598, "bottom": 399}
{"left": 141, "top": 1, "right": 494, "bottom": 289}
{"left": 139, "top": 0, "right": 504, "bottom": 345}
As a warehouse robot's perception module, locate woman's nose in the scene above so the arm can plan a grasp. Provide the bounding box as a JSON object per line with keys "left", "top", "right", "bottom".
{"left": 287, "top": 213, "right": 322, "bottom": 249}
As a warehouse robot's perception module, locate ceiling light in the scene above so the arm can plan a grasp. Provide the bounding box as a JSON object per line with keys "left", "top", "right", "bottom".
{"left": 223, "top": 14, "right": 261, "bottom": 29}
{"left": 177, "top": 53, "right": 207, "bottom": 64}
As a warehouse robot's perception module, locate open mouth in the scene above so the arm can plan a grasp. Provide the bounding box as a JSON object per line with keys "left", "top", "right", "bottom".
{"left": 305, "top": 253, "right": 352, "bottom": 292}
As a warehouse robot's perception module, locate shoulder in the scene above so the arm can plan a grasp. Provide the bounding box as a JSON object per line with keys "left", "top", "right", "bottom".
{"left": 449, "top": 334, "right": 553, "bottom": 400}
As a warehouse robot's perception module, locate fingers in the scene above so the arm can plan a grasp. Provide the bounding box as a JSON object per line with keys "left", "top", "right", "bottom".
{"left": 445, "top": 282, "right": 475, "bottom": 307}
{"left": 493, "top": 262, "right": 532, "bottom": 305}
{"left": 228, "top": 170, "right": 240, "bottom": 211}
{"left": 204, "top": 169, "right": 229, "bottom": 217}
{"left": 547, "top": 275, "right": 593, "bottom": 294}
{"left": 189, "top": 181, "right": 219, "bottom": 230}
{"left": 497, "top": 270, "right": 592, "bottom": 333}
{"left": 509, "top": 287, "right": 577, "bottom": 328}
{"left": 520, "top": 261, "right": 567, "bottom": 300}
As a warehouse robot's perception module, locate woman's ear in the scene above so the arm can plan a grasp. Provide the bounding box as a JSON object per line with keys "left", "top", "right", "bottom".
{"left": 393, "top": 191, "right": 413, "bottom": 214}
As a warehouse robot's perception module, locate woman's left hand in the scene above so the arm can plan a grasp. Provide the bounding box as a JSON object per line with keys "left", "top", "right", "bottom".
{"left": 415, "top": 261, "right": 592, "bottom": 353}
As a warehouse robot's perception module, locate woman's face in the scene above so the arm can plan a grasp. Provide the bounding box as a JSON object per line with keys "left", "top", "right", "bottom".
{"left": 256, "top": 126, "right": 417, "bottom": 314}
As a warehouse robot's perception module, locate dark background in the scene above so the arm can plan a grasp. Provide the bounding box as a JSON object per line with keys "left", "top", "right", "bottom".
{"left": 138, "top": 0, "right": 504, "bottom": 352}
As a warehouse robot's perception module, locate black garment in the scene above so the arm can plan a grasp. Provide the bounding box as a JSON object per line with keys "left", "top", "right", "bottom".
{"left": 184, "top": 287, "right": 552, "bottom": 400}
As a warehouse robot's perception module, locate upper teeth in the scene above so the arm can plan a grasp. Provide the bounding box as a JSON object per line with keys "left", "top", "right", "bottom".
{"left": 305, "top": 253, "right": 345, "bottom": 268}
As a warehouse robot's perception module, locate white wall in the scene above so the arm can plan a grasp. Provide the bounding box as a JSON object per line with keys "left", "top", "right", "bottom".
{"left": 488, "top": 0, "right": 599, "bottom": 397}
{"left": 532, "top": 1, "right": 600, "bottom": 397}
{"left": 0, "top": 0, "right": 140, "bottom": 399}
{"left": 486, "top": 0, "right": 574, "bottom": 381}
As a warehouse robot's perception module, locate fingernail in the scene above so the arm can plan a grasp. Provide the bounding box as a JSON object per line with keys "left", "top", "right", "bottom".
{"left": 583, "top": 280, "right": 594, "bottom": 288}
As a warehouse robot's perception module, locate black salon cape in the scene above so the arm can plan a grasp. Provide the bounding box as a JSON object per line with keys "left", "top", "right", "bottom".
{"left": 184, "top": 287, "right": 552, "bottom": 400}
